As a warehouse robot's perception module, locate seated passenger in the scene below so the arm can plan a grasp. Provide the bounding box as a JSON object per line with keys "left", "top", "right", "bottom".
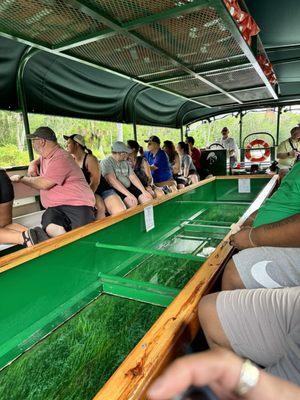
{"left": 127, "top": 140, "right": 164, "bottom": 198}
{"left": 198, "top": 287, "right": 300, "bottom": 386}
{"left": 222, "top": 161, "right": 300, "bottom": 290}
{"left": 0, "top": 169, "right": 46, "bottom": 246}
{"left": 101, "top": 141, "right": 153, "bottom": 208}
{"left": 162, "top": 140, "right": 186, "bottom": 189}
{"left": 10, "top": 127, "right": 95, "bottom": 238}
{"left": 223, "top": 213, "right": 300, "bottom": 290}
{"left": 144, "top": 135, "right": 177, "bottom": 192}
{"left": 277, "top": 126, "right": 300, "bottom": 170}
{"left": 148, "top": 347, "right": 300, "bottom": 400}
{"left": 64, "top": 134, "right": 125, "bottom": 218}
{"left": 186, "top": 136, "right": 211, "bottom": 179}
{"left": 177, "top": 141, "right": 199, "bottom": 185}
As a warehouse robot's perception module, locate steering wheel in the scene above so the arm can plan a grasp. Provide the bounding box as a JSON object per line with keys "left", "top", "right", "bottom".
{"left": 207, "top": 142, "right": 225, "bottom": 150}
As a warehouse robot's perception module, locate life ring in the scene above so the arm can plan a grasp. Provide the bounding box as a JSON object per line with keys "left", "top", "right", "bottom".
{"left": 245, "top": 139, "right": 271, "bottom": 162}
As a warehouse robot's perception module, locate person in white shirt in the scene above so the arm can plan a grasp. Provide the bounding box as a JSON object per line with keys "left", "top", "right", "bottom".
{"left": 220, "top": 127, "right": 239, "bottom": 166}
{"left": 277, "top": 126, "right": 300, "bottom": 170}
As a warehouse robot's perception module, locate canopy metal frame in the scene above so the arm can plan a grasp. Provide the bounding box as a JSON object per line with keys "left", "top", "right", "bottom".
{"left": 0, "top": 0, "right": 278, "bottom": 113}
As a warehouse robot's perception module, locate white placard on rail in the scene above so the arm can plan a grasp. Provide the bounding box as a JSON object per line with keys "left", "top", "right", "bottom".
{"left": 144, "top": 205, "right": 155, "bottom": 232}
{"left": 238, "top": 178, "right": 251, "bottom": 193}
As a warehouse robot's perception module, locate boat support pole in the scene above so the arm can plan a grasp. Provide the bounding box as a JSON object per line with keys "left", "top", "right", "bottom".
{"left": 16, "top": 47, "right": 40, "bottom": 161}
{"left": 276, "top": 106, "right": 282, "bottom": 146}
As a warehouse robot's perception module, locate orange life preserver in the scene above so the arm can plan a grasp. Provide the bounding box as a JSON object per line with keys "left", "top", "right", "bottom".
{"left": 245, "top": 139, "right": 271, "bottom": 162}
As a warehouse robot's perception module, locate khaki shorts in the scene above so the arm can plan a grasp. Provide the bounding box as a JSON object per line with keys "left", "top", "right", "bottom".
{"left": 217, "top": 287, "right": 300, "bottom": 385}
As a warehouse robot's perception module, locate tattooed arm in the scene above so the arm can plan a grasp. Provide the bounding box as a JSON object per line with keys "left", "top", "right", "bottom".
{"left": 252, "top": 214, "right": 300, "bottom": 247}
{"left": 230, "top": 214, "right": 300, "bottom": 250}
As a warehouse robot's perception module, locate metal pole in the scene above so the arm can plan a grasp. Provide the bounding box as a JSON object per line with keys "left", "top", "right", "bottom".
{"left": 180, "top": 126, "right": 184, "bottom": 141}
{"left": 16, "top": 47, "right": 39, "bottom": 161}
{"left": 133, "top": 119, "right": 137, "bottom": 141}
{"left": 239, "top": 112, "right": 243, "bottom": 149}
{"left": 276, "top": 106, "right": 282, "bottom": 146}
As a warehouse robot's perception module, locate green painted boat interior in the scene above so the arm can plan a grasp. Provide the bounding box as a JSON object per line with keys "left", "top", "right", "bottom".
{"left": 0, "top": 178, "right": 269, "bottom": 399}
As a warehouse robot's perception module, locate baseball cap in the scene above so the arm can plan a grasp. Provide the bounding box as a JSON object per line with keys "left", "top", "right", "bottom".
{"left": 145, "top": 135, "right": 160, "bottom": 144}
{"left": 111, "top": 141, "right": 132, "bottom": 153}
{"left": 63, "top": 134, "right": 86, "bottom": 147}
{"left": 27, "top": 126, "right": 57, "bottom": 141}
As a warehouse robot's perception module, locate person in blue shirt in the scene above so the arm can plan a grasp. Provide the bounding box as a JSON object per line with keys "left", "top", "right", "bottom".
{"left": 144, "top": 136, "right": 176, "bottom": 192}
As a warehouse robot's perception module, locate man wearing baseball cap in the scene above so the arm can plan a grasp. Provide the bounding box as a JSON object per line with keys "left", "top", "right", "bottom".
{"left": 144, "top": 135, "right": 175, "bottom": 188}
{"left": 10, "top": 126, "right": 95, "bottom": 238}
{"left": 101, "top": 141, "right": 152, "bottom": 208}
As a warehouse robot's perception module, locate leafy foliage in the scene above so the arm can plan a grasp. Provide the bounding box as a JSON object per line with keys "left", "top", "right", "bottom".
{"left": 1, "top": 108, "right": 300, "bottom": 167}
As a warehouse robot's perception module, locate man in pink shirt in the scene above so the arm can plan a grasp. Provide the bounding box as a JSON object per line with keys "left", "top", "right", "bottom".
{"left": 11, "top": 127, "right": 95, "bottom": 238}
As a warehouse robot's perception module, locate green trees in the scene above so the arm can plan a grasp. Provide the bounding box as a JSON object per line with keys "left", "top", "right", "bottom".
{"left": 1, "top": 107, "right": 300, "bottom": 168}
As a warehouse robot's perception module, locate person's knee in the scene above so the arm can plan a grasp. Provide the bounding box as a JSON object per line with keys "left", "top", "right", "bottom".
{"left": 155, "top": 189, "right": 164, "bottom": 198}
{"left": 198, "top": 293, "right": 218, "bottom": 328}
{"left": 198, "top": 293, "right": 232, "bottom": 349}
{"left": 46, "top": 223, "right": 66, "bottom": 237}
{"left": 106, "top": 196, "right": 126, "bottom": 215}
{"left": 222, "top": 258, "right": 245, "bottom": 291}
{"left": 138, "top": 193, "right": 153, "bottom": 204}
{"left": 124, "top": 197, "right": 138, "bottom": 208}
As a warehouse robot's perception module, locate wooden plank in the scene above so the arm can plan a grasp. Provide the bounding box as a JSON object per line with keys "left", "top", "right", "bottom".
{"left": 0, "top": 177, "right": 215, "bottom": 273}
{"left": 94, "top": 175, "right": 278, "bottom": 400}
{"left": 216, "top": 174, "right": 272, "bottom": 180}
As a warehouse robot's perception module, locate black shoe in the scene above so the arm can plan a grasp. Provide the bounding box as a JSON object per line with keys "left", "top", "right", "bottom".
{"left": 32, "top": 227, "right": 49, "bottom": 243}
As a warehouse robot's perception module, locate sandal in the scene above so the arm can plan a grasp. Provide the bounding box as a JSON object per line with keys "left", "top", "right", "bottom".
{"left": 22, "top": 229, "right": 38, "bottom": 247}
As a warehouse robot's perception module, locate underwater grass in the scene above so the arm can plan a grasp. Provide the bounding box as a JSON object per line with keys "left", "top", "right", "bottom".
{"left": 197, "top": 204, "right": 248, "bottom": 223}
{"left": 127, "top": 204, "right": 247, "bottom": 289}
{"left": 127, "top": 255, "right": 201, "bottom": 290}
{"left": 0, "top": 295, "right": 162, "bottom": 400}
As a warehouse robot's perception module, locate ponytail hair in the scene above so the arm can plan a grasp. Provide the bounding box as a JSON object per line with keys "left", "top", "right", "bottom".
{"left": 178, "top": 141, "right": 190, "bottom": 155}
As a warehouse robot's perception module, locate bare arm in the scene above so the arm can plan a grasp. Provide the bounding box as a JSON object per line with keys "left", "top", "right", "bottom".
{"left": 129, "top": 173, "right": 147, "bottom": 193}
{"left": 86, "top": 155, "right": 100, "bottom": 192}
{"left": 182, "top": 157, "right": 190, "bottom": 178}
{"left": 104, "top": 172, "right": 131, "bottom": 197}
{"left": 147, "top": 348, "right": 300, "bottom": 400}
{"left": 172, "top": 154, "right": 180, "bottom": 175}
{"left": 253, "top": 213, "right": 300, "bottom": 247}
{"left": 28, "top": 158, "right": 40, "bottom": 177}
{"left": 277, "top": 150, "right": 296, "bottom": 159}
{"left": 142, "top": 159, "right": 153, "bottom": 185}
{"left": 10, "top": 175, "right": 55, "bottom": 190}
{"left": 230, "top": 213, "right": 300, "bottom": 250}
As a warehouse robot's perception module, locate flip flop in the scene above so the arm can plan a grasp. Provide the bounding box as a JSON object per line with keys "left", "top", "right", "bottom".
{"left": 22, "top": 229, "right": 38, "bottom": 247}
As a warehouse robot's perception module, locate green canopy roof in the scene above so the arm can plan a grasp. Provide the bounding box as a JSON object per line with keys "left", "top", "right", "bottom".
{"left": 0, "top": 0, "right": 299, "bottom": 127}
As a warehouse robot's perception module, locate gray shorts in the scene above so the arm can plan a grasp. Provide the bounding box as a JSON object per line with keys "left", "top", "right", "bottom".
{"left": 233, "top": 247, "right": 300, "bottom": 289}
{"left": 217, "top": 287, "right": 300, "bottom": 385}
